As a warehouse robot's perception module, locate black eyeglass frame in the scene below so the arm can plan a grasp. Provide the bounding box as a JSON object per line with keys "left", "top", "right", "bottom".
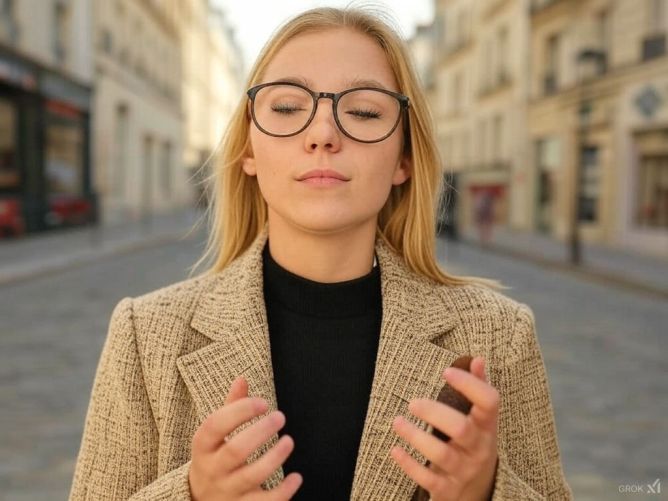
{"left": 246, "top": 81, "right": 411, "bottom": 144}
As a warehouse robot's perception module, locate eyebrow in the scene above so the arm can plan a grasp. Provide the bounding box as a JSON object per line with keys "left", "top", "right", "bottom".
{"left": 273, "top": 75, "right": 392, "bottom": 91}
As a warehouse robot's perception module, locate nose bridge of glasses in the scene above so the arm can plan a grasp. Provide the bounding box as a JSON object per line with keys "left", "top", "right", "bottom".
{"left": 309, "top": 91, "right": 340, "bottom": 129}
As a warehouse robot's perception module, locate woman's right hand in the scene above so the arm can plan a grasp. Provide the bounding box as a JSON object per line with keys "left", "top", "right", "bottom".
{"left": 188, "top": 376, "right": 303, "bottom": 500}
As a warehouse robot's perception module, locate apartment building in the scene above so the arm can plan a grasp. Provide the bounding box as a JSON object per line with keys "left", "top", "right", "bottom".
{"left": 432, "top": 0, "right": 531, "bottom": 233}
{"left": 0, "top": 0, "right": 94, "bottom": 236}
{"left": 528, "top": 0, "right": 668, "bottom": 257}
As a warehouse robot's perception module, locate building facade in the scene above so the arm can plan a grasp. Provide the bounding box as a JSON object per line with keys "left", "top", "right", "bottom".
{"left": 0, "top": 0, "right": 94, "bottom": 237}
{"left": 432, "top": 0, "right": 531, "bottom": 235}
{"left": 93, "top": 0, "right": 188, "bottom": 225}
{"left": 528, "top": 0, "right": 668, "bottom": 257}
{"left": 178, "top": 1, "right": 244, "bottom": 208}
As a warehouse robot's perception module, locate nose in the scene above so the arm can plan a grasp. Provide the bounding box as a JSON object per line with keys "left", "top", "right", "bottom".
{"left": 303, "top": 96, "right": 342, "bottom": 152}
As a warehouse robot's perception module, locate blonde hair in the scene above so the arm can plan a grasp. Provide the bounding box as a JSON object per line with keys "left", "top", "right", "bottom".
{"left": 187, "top": 5, "right": 507, "bottom": 291}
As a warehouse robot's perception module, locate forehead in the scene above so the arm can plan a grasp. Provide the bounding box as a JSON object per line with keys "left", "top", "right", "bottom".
{"left": 261, "top": 28, "right": 400, "bottom": 92}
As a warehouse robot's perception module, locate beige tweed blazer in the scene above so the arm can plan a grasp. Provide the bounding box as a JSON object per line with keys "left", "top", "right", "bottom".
{"left": 69, "top": 223, "right": 573, "bottom": 500}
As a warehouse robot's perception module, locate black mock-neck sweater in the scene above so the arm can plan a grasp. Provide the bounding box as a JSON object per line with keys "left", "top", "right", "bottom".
{"left": 262, "top": 241, "right": 382, "bottom": 500}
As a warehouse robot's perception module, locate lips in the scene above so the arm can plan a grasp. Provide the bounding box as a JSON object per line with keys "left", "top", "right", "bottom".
{"left": 297, "top": 169, "right": 350, "bottom": 181}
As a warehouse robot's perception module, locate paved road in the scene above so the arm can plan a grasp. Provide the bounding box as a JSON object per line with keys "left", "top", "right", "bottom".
{"left": 439, "top": 237, "right": 667, "bottom": 500}
{"left": 0, "top": 229, "right": 665, "bottom": 500}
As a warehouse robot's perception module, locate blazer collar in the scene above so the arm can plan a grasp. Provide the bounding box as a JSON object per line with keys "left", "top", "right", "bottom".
{"left": 178, "top": 223, "right": 464, "bottom": 499}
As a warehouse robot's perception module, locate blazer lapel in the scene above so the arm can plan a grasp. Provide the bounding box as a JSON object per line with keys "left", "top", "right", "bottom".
{"left": 348, "top": 237, "right": 464, "bottom": 500}
{"left": 177, "top": 222, "right": 465, "bottom": 499}
{"left": 177, "top": 223, "right": 283, "bottom": 488}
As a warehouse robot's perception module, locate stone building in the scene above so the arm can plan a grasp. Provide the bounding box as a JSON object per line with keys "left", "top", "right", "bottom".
{"left": 0, "top": 0, "right": 94, "bottom": 236}
{"left": 528, "top": 0, "right": 667, "bottom": 257}
{"left": 432, "top": 0, "right": 531, "bottom": 235}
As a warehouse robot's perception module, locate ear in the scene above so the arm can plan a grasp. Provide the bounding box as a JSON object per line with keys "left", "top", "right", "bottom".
{"left": 242, "top": 154, "right": 257, "bottom": 177}
{"left": 391, "top": 152, "right": 412, "bottom": 186}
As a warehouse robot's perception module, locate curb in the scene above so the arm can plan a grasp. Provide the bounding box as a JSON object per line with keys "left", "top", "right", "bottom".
{"left": 0, "top": 229, "right": 202, "bottom": 287}
{"left": 456, "top": 236, "right": 668, "bottom": 300}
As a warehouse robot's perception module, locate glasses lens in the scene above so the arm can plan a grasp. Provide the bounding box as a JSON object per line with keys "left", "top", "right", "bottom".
{"left": 253, "top": 84, "right": 313, "bottom": 136}
{"left": 338, "top": 89, "right": 401, "bottom": 142}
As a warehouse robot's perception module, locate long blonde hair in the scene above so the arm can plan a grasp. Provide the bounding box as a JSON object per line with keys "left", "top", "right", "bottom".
{"left": 187, "top": 6, "right": 507, "bottom": 291}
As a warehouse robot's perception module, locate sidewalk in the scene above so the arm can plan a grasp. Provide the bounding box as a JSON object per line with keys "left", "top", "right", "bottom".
{"left": 2, "top": 212, "right": 666, "bottom": 298}
{"left": 0, "top": 207, "right": 207, "bottom": 285}
{"left": 457, "top": 225, "right": 668, "bottom": 299}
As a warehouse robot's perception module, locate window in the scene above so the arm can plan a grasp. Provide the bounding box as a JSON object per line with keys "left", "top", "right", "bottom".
{"left": 45, "top": 103, "right": 84, "bottom": 198}
{"left": 545, "top": 33, "right": 560, "bottom": 94}
{"left": 497, "top": 27, "right": 509, "bottom": 84}
{"left": 53, "top": 1, "right": 69, "bottom": 64}
{"left": 642, "top": 0, "right": 667, "bottom": 60}
{"left": 578, "top": 146, "right": 600, "bottom": 222}
{"left": 142, "top": 135, "right": 154, "bottom": 217}
{"left": 112, "top": 104, "right": 128, "bottom": 197}
{"left": 535, "top": 137, "right": 561, "bottom": 232}
{"left": 648, "top": 0, "right": 666, "bottom": 33}
{"left": 161, "top": 141, "right": 172, "bottom": 197}
{"left": 493, "top": 114, "right": 504, "bottom": 160}
{"left": 1, "top": 0, "right": 19, "bottom": 43}
{"left": 452, "top": 72, "right": 463, "bottom": 113}
{"left": 637, "top": 155, "right": 668, "bottom": 228}
{"left": 634, "top": 128, "right": 668, "bottom": 228}
{"left": 478, "top": 118, "right": 486, "bottom": 165}
{"left": 0, "top": 97, "right": 19, "bottom": 190}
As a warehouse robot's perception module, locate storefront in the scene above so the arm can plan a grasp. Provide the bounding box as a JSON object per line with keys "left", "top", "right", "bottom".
{"left": 0, "top": 46, "right": 94, "bottom": 239}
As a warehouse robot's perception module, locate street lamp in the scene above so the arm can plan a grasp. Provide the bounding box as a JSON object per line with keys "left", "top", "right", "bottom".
{"left": 570, "top": 48, "right": 605, "bottom": 265}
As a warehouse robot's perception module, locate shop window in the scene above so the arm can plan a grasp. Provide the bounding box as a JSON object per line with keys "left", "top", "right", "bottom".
{"left": 637, "top": 155, "right": 668, "bottom": 228}
{"left": 45, "top": 102, "right": 84, "bottom": 197}
{"left": 0, "top": 98, "right": 19, "bottom": 190}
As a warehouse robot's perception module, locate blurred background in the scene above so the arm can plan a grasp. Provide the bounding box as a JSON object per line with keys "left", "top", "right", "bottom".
{"left": 0, "top": 0, "right": 666, "bottom": 499}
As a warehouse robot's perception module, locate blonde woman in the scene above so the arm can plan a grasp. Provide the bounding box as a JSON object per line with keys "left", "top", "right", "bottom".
{"left": 69, "top": 6, "right": 572, "bottom": 501}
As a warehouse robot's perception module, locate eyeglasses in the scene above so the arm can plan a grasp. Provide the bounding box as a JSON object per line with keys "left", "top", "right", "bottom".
{"left": 246, "top": 81, "right": 411, "bottom": 144}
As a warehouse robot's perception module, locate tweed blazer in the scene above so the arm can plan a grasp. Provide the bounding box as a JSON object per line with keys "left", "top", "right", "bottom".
{"left": 69, "top": 223, "right": 573, "bottom": 500}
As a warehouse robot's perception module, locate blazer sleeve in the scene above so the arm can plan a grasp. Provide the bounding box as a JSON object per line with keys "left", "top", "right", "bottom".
{"left": 68, "top": 297, "right": 194, "bottom": 500}
{"left": 488, "top": 302, "right": 574, "bottom": 501}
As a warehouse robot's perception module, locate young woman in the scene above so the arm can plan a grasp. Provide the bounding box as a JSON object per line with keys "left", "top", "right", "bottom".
{"left": 69, "top": 7, "right": 572, "bottom": 501}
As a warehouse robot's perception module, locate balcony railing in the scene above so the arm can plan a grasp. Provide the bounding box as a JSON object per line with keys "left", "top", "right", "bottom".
{"left": 543, "top": 73, "right": 558, "bottom": 95}
{"left": 530, "top": 0, "right": 566, "bottom": 15}
{"left": 642, "top": 33, "right": 667, "bottom": 61}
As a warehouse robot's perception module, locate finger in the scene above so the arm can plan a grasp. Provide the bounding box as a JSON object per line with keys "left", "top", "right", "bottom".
{"left": 225, "top": 376, "right": 248, "bottom": 406}
{"left": 194, "top": 397, "right": 269, "bottom": 454}
{"left": 215, "top": 410, "right": 286, "bottom": 471}
{"left": 442, "top": 364, "right": 499, "bottom": 428}
{"left": 408, "top": 399, "right": 470, "bottom": 449}
{"left": 470, "top": 356, "right": 487, "bottom": 382}
{"left": 390, "top": 445, "right": 448, "bottom": 496}
{"left": 392, "top": 415, "right": 462, "bottom": 474}
{"left": 228, "top": 434, "right": 295, "bottom": 492}
{"left": 245, "top": 472, "right": 303, "bottom": 501}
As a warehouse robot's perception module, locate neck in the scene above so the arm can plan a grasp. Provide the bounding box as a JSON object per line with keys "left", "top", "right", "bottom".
{"left": 265, "top": 211, "right": 378, "bottom": 283}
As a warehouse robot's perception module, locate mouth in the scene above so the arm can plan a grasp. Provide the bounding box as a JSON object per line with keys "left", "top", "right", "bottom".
{"left": 296, "top": 168, "right": 350, "bottom": 182}
{"left": 298, "top": 177, "right": 348, "bottom": 187}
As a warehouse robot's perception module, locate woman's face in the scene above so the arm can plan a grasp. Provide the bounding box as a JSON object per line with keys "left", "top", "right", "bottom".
{"left": 243, "top": 27, "right": 411, "bottom": 235}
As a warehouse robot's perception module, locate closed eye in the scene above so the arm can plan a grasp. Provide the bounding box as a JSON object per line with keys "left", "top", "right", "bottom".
{"left": 346, "top": 108, "right": 382, "bottom": 119}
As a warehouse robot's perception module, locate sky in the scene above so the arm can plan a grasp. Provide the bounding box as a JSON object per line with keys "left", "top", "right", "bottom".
{"left": 211, "top": 0, "right": 434, "bottom": 72}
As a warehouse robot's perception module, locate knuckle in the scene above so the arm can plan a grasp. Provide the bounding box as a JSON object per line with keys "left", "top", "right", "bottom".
{"left": 489, "top": 389, "right": 501, "bottom": 408}
{"left": 225, "top": 441, "right": 247, "bottom": 464}
{"left": 435, "top": 444, "right": 450, "bottom": 468}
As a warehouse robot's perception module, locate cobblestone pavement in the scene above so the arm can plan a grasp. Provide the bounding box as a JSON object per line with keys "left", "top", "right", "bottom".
{"left": 439, "top": 237, "right": 667, "bottom": 500}
{"left": 0, "top": 229, "right": 665, "bottom": 500}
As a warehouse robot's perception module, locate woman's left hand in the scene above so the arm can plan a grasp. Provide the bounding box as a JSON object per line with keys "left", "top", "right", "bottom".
{"left": 390, "top": 356, "right": 499, "bottom": 501}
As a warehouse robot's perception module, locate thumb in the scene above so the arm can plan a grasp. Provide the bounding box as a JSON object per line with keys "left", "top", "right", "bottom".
{"left": 224, "top": 375, "right": 248, "bottom": 406}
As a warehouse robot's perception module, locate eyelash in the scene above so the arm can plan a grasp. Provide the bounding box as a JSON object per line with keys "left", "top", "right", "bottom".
{"left": 270, "top": 104, "right": 382, "bottom": 119}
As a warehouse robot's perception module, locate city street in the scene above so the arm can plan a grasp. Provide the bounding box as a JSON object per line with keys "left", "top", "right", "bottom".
{"left": 0, "top": 228, "right": 665, "bottom": 500}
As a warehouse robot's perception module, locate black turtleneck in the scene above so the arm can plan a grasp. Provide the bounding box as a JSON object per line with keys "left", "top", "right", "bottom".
{"left": 262, "top": 241, "right": 382, "bottom": 500}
